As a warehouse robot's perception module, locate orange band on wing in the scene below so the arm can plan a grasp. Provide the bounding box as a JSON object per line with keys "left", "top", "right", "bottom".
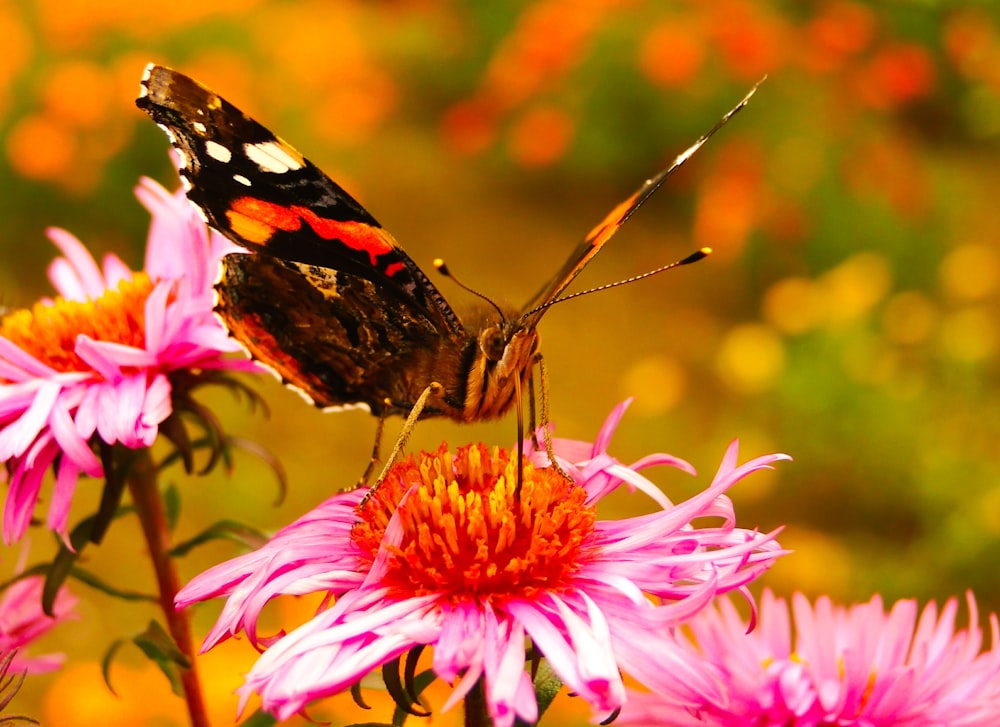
{"left": 583, "top": 192, "right": 639, "bottom": 249}
{"left": 226, "top": 197, "right": 398, "bottom": 265}
{"left": 291, "top": 207, "right": 396, "bottom": 264}
{"left": 231, "top": 197, "right": 303, "bottom": 232}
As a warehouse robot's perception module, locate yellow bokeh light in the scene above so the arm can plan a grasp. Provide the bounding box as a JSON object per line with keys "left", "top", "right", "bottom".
{"left": 764, "top": 527, "right": 853, "bottom": 597}
{"left": 715, "top": 323, "right": 786, "bottom": 394}
{"left": 762, "top": 275, "right": 825, "bottom": 334}
{"left": 621, "top": 354, "right": 686, "bottom": 416}
{"left": 939, "top": 306, "right": 998, "bottom": 362}
{"left": 43, "top": 662, "right": 185, "bottom": 726}
{"left": 819, "top": 251, "right": 893, "bottom": 325}
{"left": 881, "top": 290, "right": 938, "bottom": 345}
{"left": 939, "top": 242, "right": 1000, "bottom": 301}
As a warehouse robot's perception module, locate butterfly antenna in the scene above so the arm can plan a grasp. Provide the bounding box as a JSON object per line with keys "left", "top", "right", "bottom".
{"left": 435, "top": 259, "right": 507, "bottom": 324}
{"left": 522, "top": 246, "right": 711, "bottom": 319}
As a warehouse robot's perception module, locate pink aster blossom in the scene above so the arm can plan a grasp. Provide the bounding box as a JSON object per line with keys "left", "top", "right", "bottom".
{"left": 618, "top": 589, "right": 1000, "bottom": 726}
{"left": 0, "top": 176, "right": 253, "bottom": 543}
{"left": 177, "top": 401, "right": 789, "bottom": 726}
{"left": 0, "top": 574, "right": 77, "bottom": 674}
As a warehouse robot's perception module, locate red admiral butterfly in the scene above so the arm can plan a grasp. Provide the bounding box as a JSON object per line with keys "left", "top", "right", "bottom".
{"left": 136, "top": 64, "right": 758, "bottom": 476}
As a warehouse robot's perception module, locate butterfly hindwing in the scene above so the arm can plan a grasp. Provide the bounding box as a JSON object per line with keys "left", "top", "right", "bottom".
{"left": 216, "top": 252, "right": 469, "bottom": 414}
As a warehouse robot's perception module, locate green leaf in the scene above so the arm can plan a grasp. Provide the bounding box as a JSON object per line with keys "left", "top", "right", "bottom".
{"left": 390, "top": 669, "right": 437, "bottom": 727}
{"left": 91, "top": 443, "right": 137, "bottom": 544}
{"left": 133, "top": 620, "right": 189, "bottom": 696}
{"left": 169, "top": 520, "right": 270, "bottom": 558}
{"left": 238, "top": 709, "right": 280, "bottom": 727}
{"left": 526, "top": 660, "right": 563, "bottom": 724}
{"left": 158, "top": 411, "right": 195, "bottom": 474}
{"left": 350, "top": 681, "right": 372, "bottom": 710}
{"left": 42, "top": 540, "right": 82, "bottom": 617}
{"left": 66, "top": 567, "right": 156, "bottom": 603}
{"left": 225, "top": 435, "right": 288, "bottom": 506}
{"left": 100, "top": 640, "right": 124, "bottom": 696}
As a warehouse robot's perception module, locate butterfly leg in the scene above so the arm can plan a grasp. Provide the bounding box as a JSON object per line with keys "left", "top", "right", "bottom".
{"left": 358, "top": 415, "right": 388, "bottom": 486}
{"left": 536, "top": 356, "right": 573, "bottom": 483}
{"left": 359, "top": 382, "right": 443, "bottom": 509}
{"left": 528, "top": 370, "right": 540, "bottom": 449}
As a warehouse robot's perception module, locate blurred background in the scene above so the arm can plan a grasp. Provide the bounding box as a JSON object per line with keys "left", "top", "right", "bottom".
{"left": 1, "top": 0, "right": 999, "bottom": 724}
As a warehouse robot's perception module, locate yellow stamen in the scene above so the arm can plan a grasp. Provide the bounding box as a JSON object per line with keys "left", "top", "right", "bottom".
{"left": 0, "top": 274, "right": 153, "bottom": 378}
{"left": 353, "top": 443, "right": 597, "bottom": 602}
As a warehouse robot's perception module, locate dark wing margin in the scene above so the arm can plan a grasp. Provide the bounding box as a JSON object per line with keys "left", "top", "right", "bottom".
{"left": 519, "top": 78, "right": 765, "bottom": 325}
{"left": 135, "top": 63, "right": 464, "bottom": 338}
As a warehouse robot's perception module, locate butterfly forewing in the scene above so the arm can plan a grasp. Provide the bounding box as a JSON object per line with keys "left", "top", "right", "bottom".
{"left": 520, "top": 79, "right": 764, "bottom": 321}
{"left": 136, "top": 64, "right": 463, "bottom": 339}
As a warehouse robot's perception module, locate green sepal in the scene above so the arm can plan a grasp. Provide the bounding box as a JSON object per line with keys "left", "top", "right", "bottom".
{"left": 168, "top": 519, "right": 270, "bottom": 558}
{"left": 527, "top": 659, "right": 563, "bottom": 723}
{"left": 238, "top": 710, "right": 280, "bottom": 727}
{"left": 133, "top": 620, "right": 190, "bottom": 697}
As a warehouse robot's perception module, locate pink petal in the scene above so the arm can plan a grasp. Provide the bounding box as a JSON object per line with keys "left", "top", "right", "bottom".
{"left": 0, "top": 337, "right": 59, "bottom": 380}
{"left": 0, "top": 380, "right": 59, "bottom": 460}
{"left": 74, "top": 336, "right": 156, "bottom": 376}
{"left": 45, "top": 227, "right": 106, "bottom": 299}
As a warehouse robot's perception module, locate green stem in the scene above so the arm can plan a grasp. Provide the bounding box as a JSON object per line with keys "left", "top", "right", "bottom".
{"left": 464, "top": 680, "right": 490, "bottom": 727}
{"left": 127, "top": 449, "right": 210, "bottom": 727}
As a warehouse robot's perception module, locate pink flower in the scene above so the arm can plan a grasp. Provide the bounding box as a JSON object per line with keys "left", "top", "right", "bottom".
{"left": 0, "top": 575, "right": 77, "bottom": 674}
{"left": 618, "top": 589, "right": 1000, "bottom": 726}
{"left": 0, "top": 177, "right": 254, "bottom": 543}
{"left": 177, "top": 401, "right": 788, "bottom": 726}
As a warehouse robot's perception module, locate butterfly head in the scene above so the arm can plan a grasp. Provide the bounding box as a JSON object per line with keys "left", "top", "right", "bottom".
{"left": 462, "top": 313, "right": 540, "bottom": 422}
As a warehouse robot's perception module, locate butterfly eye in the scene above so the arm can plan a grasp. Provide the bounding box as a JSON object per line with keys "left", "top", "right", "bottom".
{"left": 478, "top": 326, "right": 507, "bottom": 362}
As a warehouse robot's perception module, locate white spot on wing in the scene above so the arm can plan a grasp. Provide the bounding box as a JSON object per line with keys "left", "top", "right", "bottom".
{"left": 233, "top": 174, "right": 251, "bottom": 187}
{"left": 674, "top": 140, "right": 704, "bottom": 167}
{"left": 138, "top": 63, "right": 154, "bottom": 97}
{"left": 204, "top": 140, "right": 232, "bottom": 163}
{"left": 244, "top": 140, "right": 303, "bottom": 174}
{"left": 192, "top": 121, "right": 207, "bottom": 133}
{"left": 322, "top": 402, "right": 372, "bottom": 414}
{"left": 157, "top": 124, "right": 178, "bottom": 146}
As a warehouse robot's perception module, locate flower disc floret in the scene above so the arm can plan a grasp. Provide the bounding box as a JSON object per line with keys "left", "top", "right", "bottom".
{"left": 0, "top": 274, "right": 154, "bottom": 377}
{"left": 354, "top": 443, "right": 595, "bottom": 601}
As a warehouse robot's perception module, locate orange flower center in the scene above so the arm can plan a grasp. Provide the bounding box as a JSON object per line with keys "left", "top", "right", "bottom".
{"left": 0, "top": 273, "right": 153, "bottom": 380}
{"left": 353, "top": 443, "right": 597, "bottom": 603}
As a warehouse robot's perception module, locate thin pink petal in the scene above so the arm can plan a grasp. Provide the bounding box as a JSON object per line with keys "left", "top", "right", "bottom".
{"left": 45, "top": 227, "right": 106, "bottom": 299}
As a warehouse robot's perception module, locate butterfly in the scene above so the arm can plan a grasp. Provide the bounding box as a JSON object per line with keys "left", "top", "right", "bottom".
{"left": 136, "top": 64, "right": 759, "bottom": 482}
